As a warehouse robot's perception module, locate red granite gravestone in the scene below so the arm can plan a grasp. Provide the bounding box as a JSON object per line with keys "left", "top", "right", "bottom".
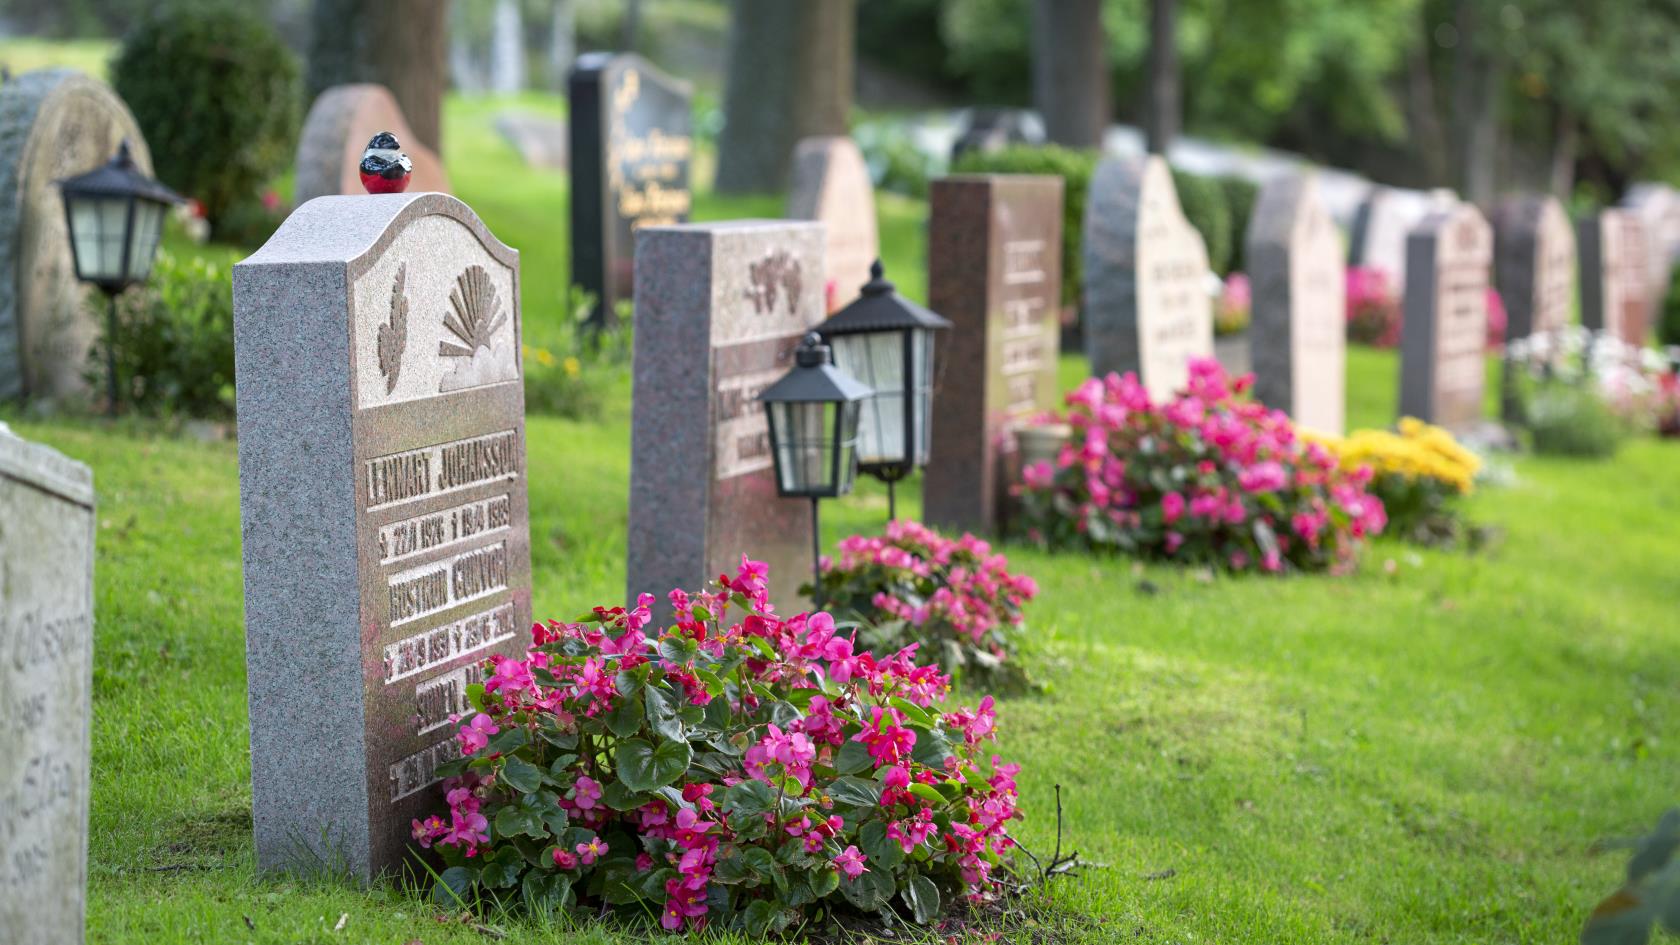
{"left": 923, "top": 175, "right": 1063, "bottom": 534}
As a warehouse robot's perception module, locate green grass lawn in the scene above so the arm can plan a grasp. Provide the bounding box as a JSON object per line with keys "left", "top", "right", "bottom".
{"left": 7, "top": 351, "right": 1679, "bottom": 944}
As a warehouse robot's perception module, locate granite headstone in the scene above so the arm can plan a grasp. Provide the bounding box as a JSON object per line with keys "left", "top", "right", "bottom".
{"left": 569, "top": 53, "right": 693, "bottom": 327}
{"left": 1621, "top": 183, "right": 1680, "bottom": 313}
{"left": 0, "top": 424, "right": 95, "bottom": 945}
{"left": 787, "top": 136, "right": 878, "bottom": 310}
{"left": 1246, "top": 174, "right": 1345, "bottom": 434}
{"left": 1399, "top": 203, "right": 1493, "bottom": 429}
{"left": 1491, "top": 195, "right": 1574, "bottom": 345}
{"left": 923, "top": 174, "right": 1063, "bottom": 533}
{"left": 1348, "top": 186, "right": 1456, "bottom": 295}
{"left": 294, "top": 84, "right": 451, "bottom": 205}
{"left": 1579, "top": 209, "right": 1652, "bottom": 347}
{"left": 234, "top": 193, "right": 533, "bottom": 880}
{"left": 0, "top": 69, "right": 152, "bottom": 402}
{"left": 628, "top": 220, "right": 825, "bottom": 616}
{"left": 1083, "top": 154, "right": 1213, "bottom": 400}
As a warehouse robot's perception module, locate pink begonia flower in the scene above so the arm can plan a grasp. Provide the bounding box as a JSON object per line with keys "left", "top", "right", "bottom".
{"left": 636, "top": 852, "right": 655, "bottom": 872}
{"left": 662, "top": 876, "right": 709, "bottom": 930}
{"left": 1161, "top": 491, "right": 1185, "bottom": 524}
{"left": 551, "top": 848, "right": 578, "bottom": 869}
{"left": 570, "top": 775, "right": 603, "bottom": 811}
{"left": 833, "top": 845, "right": 869, "bottom": 880}
{"left": 486, "top": 655, "right": 534, "bottom": 696}
{"left": 456, "top": 713, "right": 498, "bottom": 755}
{"left": 575, "top": 837, "right": 608, "bottom": 866}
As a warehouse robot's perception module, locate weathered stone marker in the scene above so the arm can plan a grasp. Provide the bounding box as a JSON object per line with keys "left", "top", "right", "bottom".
{"left": 923, "top": 174, "right": 1063, "bottom": 533}
{"left": 1579, "top": 209, "right": 1652, "bottom": 347}
{"left": 1348, "top": 186, "right": 1455, "bottom": 295}
{"left": 234, "top": 193, "right": 533, "bottom": 880}
{"left": 569, "top": 52, "right": 693, "bottom": 327}
{"left": 0, "top": 424, "right": 95, "bottom": 945}
{"left": 787, "top": 136, "right": 878, "bottom": 309}
{"left": 628, "top": 220, "right": 825, "bottom": 614}
{"left": 1083, "top": 155, "right": 1213, "bottom": 400}
{"left": 1492, "top": 196, "right": 1575, "bottom": 344}
{"left": 1399, "top": 204, "right": 1493, "bottom": 429}
{"left": 0, "top": 69, "right": 151, "bottom": 402}
{"left": 1246, "top": 174, "right": 1345, "bottom": 434}
{"left": 295, "top": 84, "right": 451, "bottom": 204}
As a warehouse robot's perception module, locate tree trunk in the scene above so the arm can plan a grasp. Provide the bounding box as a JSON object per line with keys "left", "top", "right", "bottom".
{"left": 714, "top": 0, "right": 855, "bottom": 194}
{"left": 1449, "top": 0, "right": 1499, "bottom": 203}
{"left": 1030, "top": 0, "right": 1109, "bottom": 149}
{"left": 548, "top": 0, "right": 575, "bottom": 91}
{"left": 622, "top": 0, "right": 643, "bottom": 51}
{"left": 308, "top": 0, "right": 449, "bottom": 153}
{"left": 1404, "top": 14, "right": 1449, "bottom": 186}
{"left": 490, "top": 0, "right": 524, "bottom": 94}
{"left": 1144, "top": 0, "right": 1178, "bottom": 155}
{"left": 1549, "top": 102, "right": 1577, "bottom": 198}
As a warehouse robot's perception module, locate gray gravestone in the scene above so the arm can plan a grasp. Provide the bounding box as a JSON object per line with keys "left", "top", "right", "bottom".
{"left": 1083, "top": 154, "right": 1213, "bottom": 400}
{"left": 628, "top": 220, "right": 825, "bottom": 616}
{"left": 0, "top": 69, "right": 152, "bottom": 402}
{"left": 1492, "top": 196, "right": 1575, "bottom": 344}
{"left": 0, "top": 424, "right": 95, "bottom": 945}
{"left": 1348, "top": 186, "right": 1455, "bottom": 296}
{"left": 294, "top": 85, "right": 451, "bottom": 205}
{"left": 1399, "top": 203, "right": 1493, "bottom": 429}
{"left": 234, "top": 193, "right": 533, "bottom": 881}
{"left": 923, "top": 174, "right": 1063, "bottom": 534}
{"left": 1246, "top": 174, "right": 1346, "bottom": 434}
{"left": 787, "top": 136, "right": 878, "bottom": 310}
{"left": 1579, "top": 209, "right": 1652, "bottom": 348}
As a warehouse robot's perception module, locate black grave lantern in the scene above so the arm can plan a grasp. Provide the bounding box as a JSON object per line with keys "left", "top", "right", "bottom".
{"left": 57, "top": 140, "right": 183, "bottom": 413}
{"left": 758, "top": 332, "right": 872, "bottom": 593}
{"left": 814, "top": 259, "right": 952, "bottom": 520}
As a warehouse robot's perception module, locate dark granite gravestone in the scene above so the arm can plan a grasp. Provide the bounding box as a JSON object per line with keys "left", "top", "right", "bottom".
{"left": 787, "top": 136, "right": 878, "bottom": 310}
{"left": 1083, "top": 155, "right": 1213, "bottom": 400}
{"left": 0, "top": 424, "right": 94, "bottom": 945}
{"left": 1579, "top": 209, "right": 1652, "bottom": 348}
{"left": 1493, "top": 196, "right": 1575, "bottom": 344}
{"left": 569, "top": 53, "right": 693, "bottom": 327}
{"left": 0, "top": 69, "right": 151, "bottom": 403}
{"left": 1399, "top": 203, "right": 1493, "bottom": 429}
{"left": 1246, "top": 174, "right": 1345, "bottom": 434}
{"left": 628, "top": 220, "right": 825, "bottom": 616}
{"left": 923, "top": 175, "right": 1063, "bottom": 534}
{"left": 234, "top": 193, "right": 533, "bottom": 881}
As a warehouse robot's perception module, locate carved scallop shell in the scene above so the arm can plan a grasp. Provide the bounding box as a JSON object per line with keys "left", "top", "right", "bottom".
{"left": 439, "top": 265, "right": 508, "bottom": 358}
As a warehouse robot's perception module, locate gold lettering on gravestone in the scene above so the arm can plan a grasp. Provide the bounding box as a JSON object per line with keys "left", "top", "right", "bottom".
{"left": 388, "top": 738, "right": 459, "bottom": 801}
{"left": 414, "top": 663, "right": 487, "bottom": 735}
{"left": 387, "top": 542, "right": 510, "bottom": 627}
{"left": 378, "top": 494, "right": 514, "bottom": 565}
{"left": 382, "top": 601, "right": 518, "bottom": 684}
{"left": 607, "top": 68, "right": 694, "bottom": 230}
{"left": 366, "top": 430, "right": 521, "bottom": 512}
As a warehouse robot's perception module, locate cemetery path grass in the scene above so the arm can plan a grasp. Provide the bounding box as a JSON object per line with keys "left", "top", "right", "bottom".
{"left": 9, "top": 350, "right": 1680, "bottom": 944}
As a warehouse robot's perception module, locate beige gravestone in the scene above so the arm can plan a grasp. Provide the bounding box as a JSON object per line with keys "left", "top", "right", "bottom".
{"left": 1083, "top": 154, "right": 1213, "bottom": 400}
{"left": 1492, "top": 196, "right": 1575, "bottom": 344}
{"left": 1579, "top": 209, "right": 1652, "bottom": 347}
{"left": 1247, "top": 175, "right": 1346, "bottom": 434}
{"left": 0, "top": 69, "right": 153, "bottom": 402}
{"left": 1621, "top": 183, "right": 1680, "bottom": 313}
{"left": 1399, "top": 204, "right": 1493, "bottom": 429}
{"left": 1, "top": 423, "right": 95, "bottom": 945}
{"left": 294, "top": 85, "right": 451, "bottom": 205}
{"left": 787, "top": 136, "right": 878, "bottom": 310}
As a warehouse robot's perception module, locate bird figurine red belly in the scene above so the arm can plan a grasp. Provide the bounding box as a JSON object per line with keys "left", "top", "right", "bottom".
{"left": 359, "top": 131, "right": 413, "bottom": 194}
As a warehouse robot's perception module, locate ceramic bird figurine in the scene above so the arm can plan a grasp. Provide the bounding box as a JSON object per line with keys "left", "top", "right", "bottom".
{"left": 359, "top": 131, "right": 413, "bottom": 194}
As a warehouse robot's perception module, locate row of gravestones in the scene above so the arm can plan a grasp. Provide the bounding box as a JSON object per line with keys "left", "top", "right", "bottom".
{"left": 3, "top": 53, "right": 1677, "bottom": 943}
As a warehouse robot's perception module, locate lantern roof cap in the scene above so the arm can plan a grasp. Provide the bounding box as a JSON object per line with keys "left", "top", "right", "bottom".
{"left": 758, "top": 333, "right": 873, "bottom": 404}
{"left": 816, "top": 260, "right": 952, "bottom": 337}
{"left": 57, "top": 140, "right": 184, "bottom": 205}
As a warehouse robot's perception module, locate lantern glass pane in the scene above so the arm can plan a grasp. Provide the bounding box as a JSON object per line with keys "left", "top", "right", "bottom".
{"left": 835, "top": 400, "right": 862, "bottom": 494}
{"left": 127, "top": 199, "right": 167, "bottom": 281}
{"left": 912, "top": 327, "right": 935, "bottom": 466}
{"left": 830, "top": 330, "right": 906, "bottom": 466}
{"left": 69, "top": 194, "right": 130, "bottom": 282}
{"left": 770, "top": 400, "right": 837, "bottom": 496}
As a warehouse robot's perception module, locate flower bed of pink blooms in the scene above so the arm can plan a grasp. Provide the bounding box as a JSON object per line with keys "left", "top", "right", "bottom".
{"left": 812, "top": 521, "right": 1038, "bottom": 686}
{"left": 1016, "top": 359, "right": 1388, "bottom": 574}
{"left": 414, "top": 559, "right": 1021, "bottom": 935}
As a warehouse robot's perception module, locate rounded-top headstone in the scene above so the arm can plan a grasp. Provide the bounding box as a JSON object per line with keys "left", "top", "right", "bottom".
{"left": 294, "top": 84, "right": 450, "bottom": 205}
{"left": 787, "top": 136, "right": 879, "bottom": 311}
{"left": 0, "top": 68, "right": 153, "bottom": 403}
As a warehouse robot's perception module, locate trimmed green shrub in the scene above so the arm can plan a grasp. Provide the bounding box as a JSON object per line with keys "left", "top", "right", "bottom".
{"left": 112, "top": 1, "right": 300, "bottom": 228}
{"left": 1526, "top": 385, "right": 1627, "bottom": 458}
{"left": 1172, "top": 169, "right": 1233, "bottom": 277}
{"left": 1218, "top": 175, "right": 1260, "bottom": 273}
{"left": 92, "top": 250, "right": 236, "bottom": 418}
{"left": 1661, "top": 262, "right": 1680, "bottom": 348}
{"left": 953, "top": 144, "right": 1095, "bottom": 307}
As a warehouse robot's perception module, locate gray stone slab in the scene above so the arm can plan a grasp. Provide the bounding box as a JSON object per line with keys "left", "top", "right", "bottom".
{"left": 294, "top": 84, "right": 450, "bottom": 205}
{"left": 628, "top": 220, "right": 825, "bottom": 617}
{"left": 234, "top": 192, "right": 532, "bottom": 881}
{"left": 1579, "top": 209, "right": 1652, "bottom": 347}
{"left": 1399, "top": 203, "right": 1493, "bottom": 430}
{"left": 1246, "top": 174, "right": 1346, "bottom": 435}
{"left": 787, "top": 136, "right": 878, "bottom": 309}
{"left": 495, "top": 112, "right": 568, "bottom": 170}
{"left": 0, "top": 69, "right": 152, "bottom": 403}
{"left": 0, "top": 424, "right": 95, "bottom": 945}
{"left": 923, "top": 174, "right": 1063, "bottom": 534}
{"left": 1083, "top": 154, "right": 1213, "bottom": 400}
